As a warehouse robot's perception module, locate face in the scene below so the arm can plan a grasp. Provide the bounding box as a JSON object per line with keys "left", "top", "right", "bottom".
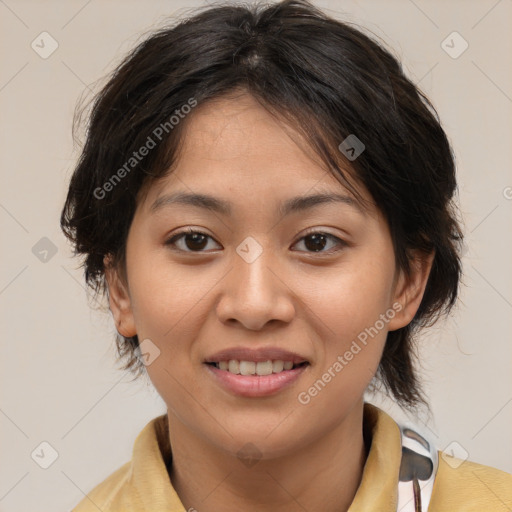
{"left": 106, "top": 92, "right": 431, "bottom": 459}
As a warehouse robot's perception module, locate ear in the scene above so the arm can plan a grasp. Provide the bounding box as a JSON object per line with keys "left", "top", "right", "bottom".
{"left": 104, "top": 255, "right": 137, "bottom": 338}
{"left": 387, "top": 250, "right": 435, "bottom": 331}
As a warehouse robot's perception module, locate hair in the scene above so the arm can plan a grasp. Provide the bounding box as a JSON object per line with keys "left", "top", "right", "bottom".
{"left": 60, "top": 0, "right": 463, "bottom": 410}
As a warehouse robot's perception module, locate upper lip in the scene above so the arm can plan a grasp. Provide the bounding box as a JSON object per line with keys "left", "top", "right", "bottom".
{"left": 204, "top": 347, "right": 309, "bottom": 364}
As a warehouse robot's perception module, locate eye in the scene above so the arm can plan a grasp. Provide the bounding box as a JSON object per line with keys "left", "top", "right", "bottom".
{"left": 165, "top": 228, "right": 346, "bottom": 255}
{"left": 291, "top": 230, "right": 346, "bottom": 254}
{"left": 165, "top": 228, "right": 221, "bottom": 252}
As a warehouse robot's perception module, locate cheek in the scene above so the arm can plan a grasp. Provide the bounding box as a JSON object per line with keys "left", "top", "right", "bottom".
{"left": 129, "top": 261, "right": 208, "bottom": 427}
{"left": 300, "top": 254, "right": 394, "bottom": 399}
{"left": 123, "top": 246, "right": 214, "bottom": 406}
{"left": 127, "top": 249, "right": 213, "bottom": 340}
{"left": 312, "top": 255, "right": 395, "bottom": 344}
{"left": 296, "top": 276, "right": 390, "bottom": 422}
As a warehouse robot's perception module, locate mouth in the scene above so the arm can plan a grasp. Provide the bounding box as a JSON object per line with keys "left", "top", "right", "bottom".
{"left": 205, "top": 359, "right": 309, "bottom": 376}
{"left": 203, "top": 349, "right": 310, "bottom": 397}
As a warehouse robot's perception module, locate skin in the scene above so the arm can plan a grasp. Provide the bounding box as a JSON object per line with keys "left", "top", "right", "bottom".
{"left": 105, "top": 91, "right": 433, "bottom": 512}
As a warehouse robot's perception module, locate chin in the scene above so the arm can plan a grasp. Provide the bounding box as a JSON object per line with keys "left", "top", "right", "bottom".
{"left": 211, "top": 419, "right": 309, "bottom": 459}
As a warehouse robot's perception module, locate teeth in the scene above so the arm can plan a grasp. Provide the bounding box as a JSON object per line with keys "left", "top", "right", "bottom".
{"left": 214, "top": 359, "right": 301, "bottom": 375}
{"left": 228, "top": 360, "right": 240, "bottom": 374}
{"left": 256, "top": 360, "right": 273, "bottom": 376}
{"left": 272, "top": 360, "right": 284, "bottom": 373}
{"left": 239, "top": 361, "right": 256, "bottom": 375}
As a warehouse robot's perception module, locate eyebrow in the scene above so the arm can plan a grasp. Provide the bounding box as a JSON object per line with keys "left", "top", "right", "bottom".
{"left": 150, "top": 190, "right": 365, "bottom": 217}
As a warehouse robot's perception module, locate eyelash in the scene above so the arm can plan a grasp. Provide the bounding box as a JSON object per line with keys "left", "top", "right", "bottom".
{"left": 164, "top": 227, "right": 347, "bottom": 255}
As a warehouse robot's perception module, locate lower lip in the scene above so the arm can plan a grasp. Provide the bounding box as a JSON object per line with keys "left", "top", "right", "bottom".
{"left": 205, "top": 364, "right": 308, "bottom": 397}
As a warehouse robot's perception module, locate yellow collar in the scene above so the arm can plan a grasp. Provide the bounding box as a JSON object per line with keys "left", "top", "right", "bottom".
{"left": 73, "top": 402, "right": 512, "bottom": 511}
{"left": 125, "top": 402, "right": 401, "bottom": 512}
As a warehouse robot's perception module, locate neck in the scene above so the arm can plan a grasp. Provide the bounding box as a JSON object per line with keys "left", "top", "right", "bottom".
{"left": 166, "top": 401, "right": 369, "bottom": 512}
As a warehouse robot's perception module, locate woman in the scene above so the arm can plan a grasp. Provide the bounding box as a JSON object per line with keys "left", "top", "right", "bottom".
{"left": 61, "top": 1, "right": 512, "bottom": 510}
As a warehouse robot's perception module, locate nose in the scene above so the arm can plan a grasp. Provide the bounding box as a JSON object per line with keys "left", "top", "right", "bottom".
{"left": 215, "top": 239, "right": 296, "bottom": 331}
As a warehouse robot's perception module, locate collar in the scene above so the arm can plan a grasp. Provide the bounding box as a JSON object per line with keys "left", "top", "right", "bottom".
{"left": 348, "top": 402, "right": 402, "bottom": 511}
{"left": 128, "top": 402, "right": 402, "bottom": 511}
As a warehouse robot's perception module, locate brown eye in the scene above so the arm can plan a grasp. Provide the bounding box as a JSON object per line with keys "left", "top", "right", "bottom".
{"left": 165, "top": 229, "right": 221, "bottom": 252}
{"left": 165, "top": 228, "right": 346, "bottom": 255}
{"left": 292, "top": 232, "right": 346, "bottom": 254}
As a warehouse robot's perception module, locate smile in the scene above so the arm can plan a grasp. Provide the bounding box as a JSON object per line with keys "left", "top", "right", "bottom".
{"left": 205, "top": 360, "right": 309, "bottom": 397}
{"left": 207, "top": 359, "right": 307, "bottom": 375}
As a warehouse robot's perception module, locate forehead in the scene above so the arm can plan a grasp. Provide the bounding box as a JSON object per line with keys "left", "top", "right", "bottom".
{"left": 141, "top": 92, "right": 373, "bottom": 214}
{"left": 179, "top": 93, "right": 326, "bottom": 178}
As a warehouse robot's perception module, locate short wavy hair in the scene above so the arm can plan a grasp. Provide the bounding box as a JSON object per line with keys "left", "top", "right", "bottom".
{"left": 61, "top": 0, "right": 463, "bottom": 410}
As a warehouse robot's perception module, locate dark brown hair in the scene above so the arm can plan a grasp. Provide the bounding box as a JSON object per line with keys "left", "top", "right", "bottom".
{"left": 60, "top": 0, "right": 463, "bottom": 410}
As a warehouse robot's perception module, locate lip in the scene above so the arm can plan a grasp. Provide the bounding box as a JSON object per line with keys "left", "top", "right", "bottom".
{"left": 205, "top": 362, "right": 309, "bottom": 398}
{"left": 204, "top": 347, "right": 308, "bottom": 365}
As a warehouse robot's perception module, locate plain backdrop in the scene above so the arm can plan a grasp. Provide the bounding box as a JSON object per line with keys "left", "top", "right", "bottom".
{"left": 0, "top": 0, "right": 511, "bottom": 510}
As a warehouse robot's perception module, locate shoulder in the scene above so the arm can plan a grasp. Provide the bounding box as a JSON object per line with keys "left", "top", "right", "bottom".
{"left": 429, "top": 452, "right": 512, "bottom": 511}
{"left": 71, "top": 461, "right": 137, "bottom": 512}
{"left": 71, "top": 414, "right": 170, "bottom": 511}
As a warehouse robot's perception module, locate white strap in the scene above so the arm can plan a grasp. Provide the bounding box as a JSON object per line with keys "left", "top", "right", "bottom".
{"left": 397, "top": 425, "right": 439, "bottom": 512}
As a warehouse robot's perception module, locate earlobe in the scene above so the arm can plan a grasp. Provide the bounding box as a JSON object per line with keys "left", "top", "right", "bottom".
{"left": 387, "top": 250, "right": 435, "bottom": 331}
{"left": 104, "top": 255, "right": 137, "bottom": 338}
